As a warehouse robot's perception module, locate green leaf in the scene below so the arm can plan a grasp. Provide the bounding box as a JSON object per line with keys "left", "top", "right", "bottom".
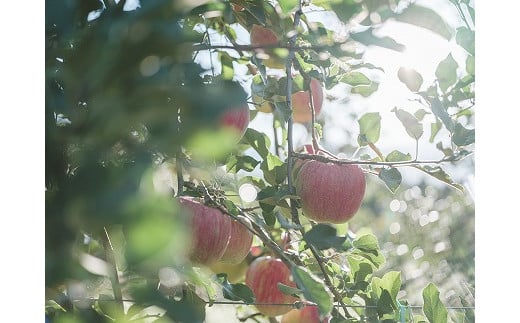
{"left": 243, "top": 128, "right": 271, "bottom": 159}
{"left": 351, "top": 82, "right": 379, "bottom": 97}
{"left": 456, "top": 27, "right": 474, "bottom": 55}
{"left": 377, "top": 289, "right": 397, "bottom": 318}
{"left": 452, "top": 123, "right": 475, "bottom": 146}
{"left": 385, "top": 150, "right": 412, "bottom": 162}
{"left": 347, "top": 254, "right": 375, "bottom": 282}
{"left": 353, "top": 233, "right": 380, "bottom": 255}
{"left": 260, "top": 203, "right": 276, "bottom": 226}
{"left": 398, "top": 67, "right": 423, "bottom": 92}
{"left": 378, "top": 168, "right": 402, "bottom": 193}
{"left": 429, "top": 119, "right": 443, "bottom": 143}
{"left": 414, "top": 165, "right": 464, "bottom": 191}
{"left": 278, "top": 283, "right": 303, "bottom": 297}
{"left": 350, "top": 27, "right": 405, "bottom": 51}
{"left": 217, "top": 273, "right": 255, "bottom": 303}
{"left": 219, "top": 51, "right": 234, "bottom": 80}
{"left": 392, "top": 108, "right": 423, "bottom": 140}
{"left": 466, "top": 55, "right": 475, "bottom": 75}
{"left": 414, "top": 109, "right": 429, "bottom": 121}
{"left": 260, "top": 153, "right": 287, "bottom": 186}
{"left": 340, "top": 71, "right": 372, "bottom": 86}
{"left": 357, "top": 112, "right": 381, "bottom": 146}
{"left": 429, "top": 98, "right": 454, "bottom": 132}
{"left": 292, "top": 265, "right": 334, "bottom": 317}
{"left": 372, "top": 271, "right": 402, "bottom": 302}
{"left": 226, "top": 155, "right": 260, "bottom": 173}
{"left": 435, "top": 54, "right": 458, "bottom": 92}
{"left": 330, "top": 0, "right": 363, "bottom": 22}
{"left": 422, "top": 283, "right": 448, "bottom": 323}
{"left": 395, "top": 4, "right": 452, "bottom": 40}
{"left": 303, "top": 224, "right": 347, "bottom": 250}
{"left": 279, "top": 0, "right": 298, "bottom": 13}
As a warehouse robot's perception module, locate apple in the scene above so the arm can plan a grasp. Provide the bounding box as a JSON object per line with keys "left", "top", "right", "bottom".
{"left": 293, "top": 159, "right": 366, "bottom": 224}
{"left": 245, "top": 256, "right": 298, "bottom": 317}
{"left": 178, "top": 196, "right": 232, "bottom": 265}
{"left": 219, "top": 216, "right": 254, "bottom": 264}
{"left": 208, "top": 259, "right": 249, "bottom": 283}
{"left": 281, "top": 305, "right": 330, "bottom": 323}
{"left": 292, "top": 78, "right": 324, "bottom": 123}
{"left": 250, "top": 24, "right": 285, "bottom": 69}
{"left": 219, "top": 103, "right": 250, "bottom": 140}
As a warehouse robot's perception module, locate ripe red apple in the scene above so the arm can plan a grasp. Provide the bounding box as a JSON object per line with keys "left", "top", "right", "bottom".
{"left": 281, "top": 305, "right": 330, "bottom": 323}
{"left": 245, "top": 256, "right": 298, "bottom": 317}
{"left": 178, "top": 196, "right": 231, "bottom": 265}
{"left": 293, "top": 159, "right": 366, "bottom": 224}
{"left": 292, "top": 78, "right": 324, "bottom": 123}
{"left": 219, "top": 216, "right": 253, "bottom": 264}
{"left": 250, "top": 24, "right": 285, "bottom": 69}
{"left": 219, "top": 103, "right": 250, "bottom": 140}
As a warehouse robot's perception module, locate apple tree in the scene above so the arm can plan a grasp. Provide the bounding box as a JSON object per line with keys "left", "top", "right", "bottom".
{"left": 46, "top": 0, "right": 474, "bottom": 322}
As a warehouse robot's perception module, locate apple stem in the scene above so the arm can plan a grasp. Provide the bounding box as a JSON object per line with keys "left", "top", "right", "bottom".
{"left": 101, "top": 227, "right": 124, "bottom": 314}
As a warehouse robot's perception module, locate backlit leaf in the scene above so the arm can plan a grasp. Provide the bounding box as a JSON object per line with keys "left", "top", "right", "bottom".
{"left": 292, "top": 265, "right": 334, "bottom": 317}
{"left": 429, "top": 98, "right": 454, "bottom": 131}
{"left": 385, "top": 150, "right": 412, "bottom": 162}
{"left": 358, "top": 112, "right": 381, "bottom": 146}
{"left": 414, "top": 165, "right": 464, "bottom": 191}
{"left": 398, "top": 67, "right": 423, "bottom": 92}
{"left": 392, "top": 108, "right": 423, "bottom": 140}
{"left": 422, "top": 283, "right": 448, "bottom": 323}
{"left": 340, "top": 71, "right": 372, "bottom": 86}
{"left": 395, "top": 4, "right": 452, "bottom": 40}
{"left": 452, "top": 123, "right": 475, "bottom": 146}
{"left": 435, "top": 54, "right": 458, "bottom": 92}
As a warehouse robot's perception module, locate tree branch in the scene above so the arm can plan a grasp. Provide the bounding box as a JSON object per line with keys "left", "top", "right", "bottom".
{"left": 291, "top": 151, "right": 466, "bottom": 167}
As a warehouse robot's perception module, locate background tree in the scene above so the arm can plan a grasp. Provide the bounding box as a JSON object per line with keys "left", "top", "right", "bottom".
{"left": 45, "top": 0, "right": 474, "bottom": 322}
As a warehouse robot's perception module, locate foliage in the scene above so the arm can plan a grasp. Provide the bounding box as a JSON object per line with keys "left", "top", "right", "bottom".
{"left": 46, "top": 0, "right": 474, "bottom": 322}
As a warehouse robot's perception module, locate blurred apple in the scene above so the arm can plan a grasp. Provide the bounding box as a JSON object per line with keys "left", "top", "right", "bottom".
{"left": 245, "top": 256, "right": 298, "bottom": 316}
{"left": 219, "top": 103, "right": 250, "bottom": 140}
{"left": 219, "top": 216, "right": 253, "bottom": 264}
{"left": 292, "top": 78, "right": 323, "bottom": 123}
{"left": 178, "top": 196, "right": 231, "bottom": 265}
{"left": 281, "top": 305, "right": 330, "bottom": 323}
{"left": 250, "top": 24, "right": 285, "bottom": 69}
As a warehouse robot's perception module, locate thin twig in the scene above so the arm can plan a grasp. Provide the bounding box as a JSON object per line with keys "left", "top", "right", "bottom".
{"left": 69, "top": 298, "right": 476, "bottom": 310}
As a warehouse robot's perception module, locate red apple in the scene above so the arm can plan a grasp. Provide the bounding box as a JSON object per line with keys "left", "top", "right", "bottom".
{"left": 245, "top": 256, "right": 298, "bottom": 317}
{"left": 178, "top": 196, "right": 231, "bottom": 265}
{"left": 219, "top": 216, "right": 253, "bottom": 264}
{"left": 281, "top": 305, "right": 330, "bottom": 323}
{"left": 250, "top": 24, "right": 285, "bottom": 69}
{"left": 292, "top": 78, "right": 323, "bottom": 123}
{"left": 219, "top": 103, "right": 250, "bottom": 140}
{"left": 293, "top": 159, "right": 366, "bottom": 224}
